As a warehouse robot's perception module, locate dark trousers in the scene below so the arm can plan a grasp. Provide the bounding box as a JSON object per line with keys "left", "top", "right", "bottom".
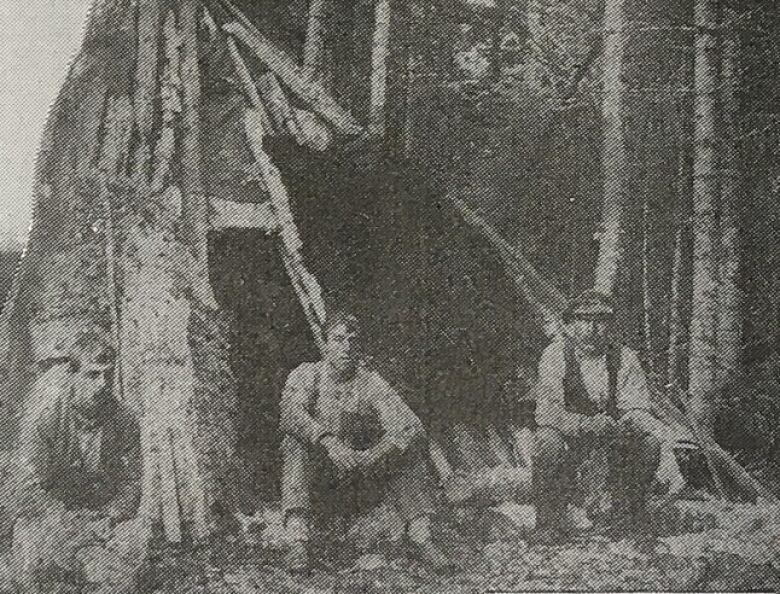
{"left": 533, "top": 412, "right": 662, "bottom": 527}
{"left": 281, "top": 435, "right": 436, "bottom": 529}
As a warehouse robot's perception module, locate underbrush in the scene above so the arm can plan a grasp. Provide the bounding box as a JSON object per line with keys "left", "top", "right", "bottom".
{"left": 715, "top": 354, "right": 780, "bottom": 495}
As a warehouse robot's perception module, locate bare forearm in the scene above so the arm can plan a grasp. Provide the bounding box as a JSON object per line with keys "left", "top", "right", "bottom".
{"left": 280, "top": 404, "right": 328, "bottom": 445}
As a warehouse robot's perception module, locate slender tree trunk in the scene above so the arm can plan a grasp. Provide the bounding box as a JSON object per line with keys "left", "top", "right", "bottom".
{"left": 668, "top": 224, "right": 685, "bottom": 387}
{"left": 642, "top": 179, "right": 653, "bottom": 371}
{"left": 716, "top": 7, "right": 741, "bottom": 389}
{"left": 688, "top": 0, "right": 720, "bottom": 434}
{"left": 594, "top": 0, "right": 627, "bottom": 297}
{"left": 667, "top": 113, "right": 689, "bottom": 389}
{"left": 369, "top": 0, "right": 392, "bottom": 136}
{"left": 304, "top": 0, "right": 332, "bottom": 84}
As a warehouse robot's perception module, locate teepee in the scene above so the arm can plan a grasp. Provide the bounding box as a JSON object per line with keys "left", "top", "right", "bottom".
{"left": 0, "top": 0, "right": 540, "bottom": 544}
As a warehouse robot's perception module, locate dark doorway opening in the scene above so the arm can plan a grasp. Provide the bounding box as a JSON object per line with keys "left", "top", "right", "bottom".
{"left": 209, "top": 229, "right": 319, "bottom": 501}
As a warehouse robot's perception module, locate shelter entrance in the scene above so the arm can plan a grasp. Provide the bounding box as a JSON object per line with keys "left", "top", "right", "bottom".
{"left": 209, "top": 228, "right": 319, "bottom": 502}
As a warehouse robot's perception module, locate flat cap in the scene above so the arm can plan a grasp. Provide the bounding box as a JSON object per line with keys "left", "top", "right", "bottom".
{"left": 563, "top": 290, "right": 614, "bottom": 321}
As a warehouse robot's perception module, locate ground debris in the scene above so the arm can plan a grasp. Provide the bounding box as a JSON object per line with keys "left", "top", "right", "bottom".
{"left": 63, "top": 500, "right": 775, "bottom": 593}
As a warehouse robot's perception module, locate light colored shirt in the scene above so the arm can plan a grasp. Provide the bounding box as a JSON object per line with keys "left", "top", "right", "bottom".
{"left": 535, "top": 340, "right": 653, "bottom": 435}
{"left": 280, "top": 361, "right": 424, "bottom": 451}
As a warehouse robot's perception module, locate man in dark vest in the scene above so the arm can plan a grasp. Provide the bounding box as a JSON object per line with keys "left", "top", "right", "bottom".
{"left": 532, "top": 291, "right": 664, "bottom": 541}
{"left": 279, "top": 312, "right": 452, "bottom": 574}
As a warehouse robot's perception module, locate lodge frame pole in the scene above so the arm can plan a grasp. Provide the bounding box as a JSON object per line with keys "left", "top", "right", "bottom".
{"left": 180, "top": 0, "right": 213, "bottom": 301}
{"left": 369, "top": 0, "right": 392, "bottom": 137}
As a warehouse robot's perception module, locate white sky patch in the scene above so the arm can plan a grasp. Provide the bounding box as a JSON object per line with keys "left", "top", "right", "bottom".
{"left": 0, "top": 0, "right": 93, "bottom": 245}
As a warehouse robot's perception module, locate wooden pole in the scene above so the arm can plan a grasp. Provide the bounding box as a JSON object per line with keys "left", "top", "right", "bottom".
{"left": 180, "top": 0, "right": 215, "bottom": 310}
{"left": 216, "top": 0, "right": 362, "bottom": 135}
{"left": 223, "top": 32, "right": 327, "bottom": 351}
{"left": 303, "top": 0, "right": 332, "bottom": 81}
{"left": 369, "top": 0, "right": 392, "bottom": 137}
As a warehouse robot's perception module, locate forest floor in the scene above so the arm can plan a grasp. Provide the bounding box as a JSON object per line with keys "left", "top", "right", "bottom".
{"left": 139, "top": 499, "right": 780, "bottom": 594}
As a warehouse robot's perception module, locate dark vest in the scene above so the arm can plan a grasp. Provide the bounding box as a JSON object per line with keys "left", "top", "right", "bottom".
{"left": 562, "top": 341, "right": 622, "bottom": 419}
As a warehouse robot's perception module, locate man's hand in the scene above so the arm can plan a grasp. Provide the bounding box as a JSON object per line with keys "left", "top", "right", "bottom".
{"left": 581, "top": 413, "right": 617, "bottom": 439}
{"left": 320, "top": 436, "right": 360, "bottom": 474}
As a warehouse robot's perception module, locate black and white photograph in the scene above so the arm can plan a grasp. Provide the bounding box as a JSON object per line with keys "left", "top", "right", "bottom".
{"left": 0, "top": 0, "right": 778, "bottom": 592}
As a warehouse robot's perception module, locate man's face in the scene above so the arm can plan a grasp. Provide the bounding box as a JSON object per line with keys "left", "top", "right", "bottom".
{"left": 567, "top": 316, "right": 611, "bottom": 355}
{"left": 71, "top": 358, "right": 112, "bottom": 419}
{"left": 325, "top": 323, "right": 359, "bottom": 374}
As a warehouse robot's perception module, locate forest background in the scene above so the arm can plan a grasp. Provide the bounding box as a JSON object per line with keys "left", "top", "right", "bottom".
{"left": 1, "top": 0, "right": 778, "bottom": 491}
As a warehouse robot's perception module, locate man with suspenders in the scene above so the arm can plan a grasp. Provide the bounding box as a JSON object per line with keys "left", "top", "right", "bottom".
{"left": 532, "top": 291, "right": 665, "bottom": 542}
{"left": 278, "top": 312, "right": 452, "bottom": 574}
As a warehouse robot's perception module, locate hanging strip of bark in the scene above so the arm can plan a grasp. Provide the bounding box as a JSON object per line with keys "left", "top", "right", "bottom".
{"left": 151, "top": 11, "right": 182, "bottom": 193}
{"left": 593, "top": 0, "right": 627, "bottom": 297}
{"left": 180, "top": 0, "right": 212, "bottom": 296}
{"left": 133, "top": 0, "right": 162, "bottom": 185}
{"left": 716, "top": 8, "right": 741, "bottom": 388}
{"left": 369, "top": 0, "right": 392, "bottom": 137}
{"left": 98, "top": 95, "right": 134, "bottom": 404}
{"left": 688, "top": 0, "right": 720, "bottom": 434}
{"left": 218, "top": 7, "right": 362, "bottom": 135}
{"left": 303, "top": 0, "right": 332, "bottom": 82}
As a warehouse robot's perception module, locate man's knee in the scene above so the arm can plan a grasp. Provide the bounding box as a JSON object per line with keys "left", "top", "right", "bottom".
{"left": 533, "top": 427, "right": 568, "bottom": 473}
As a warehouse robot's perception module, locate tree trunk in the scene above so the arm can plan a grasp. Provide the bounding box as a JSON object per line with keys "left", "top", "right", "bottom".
{"left": 642, "top": 178, "right": 653, "bottom": 372}
{"left": 369, "top": 0, "right": 392, "bottom": 137}
{"left": 716, "top": 7, "right": 741, "bottom": 389}
{"left": 593, "top": 0, "right": 627, "bottom": 297}
{"left": 124, "top": 9, "right": 211, "bottom": 543}
{"left": 688, "top": 0, "right": 720, "bottom": 434}
{"left": 304, "top": 0, "right": 332, "bottom": 83}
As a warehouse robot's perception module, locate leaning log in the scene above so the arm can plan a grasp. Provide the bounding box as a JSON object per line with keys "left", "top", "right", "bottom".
{"left": 223, "top": 32, "right": 327, "bottom": 349}
{"left": 255, "top": 72, "right": 305, "bottom": 143}
{"left": 368, "top": 0, "right": 392, "bottom": 137}
{"left": 219, "top": 15, "right": 362, "bottom": 136}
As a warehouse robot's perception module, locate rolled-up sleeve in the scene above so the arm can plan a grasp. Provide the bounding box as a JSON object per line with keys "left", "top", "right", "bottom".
{"left": 279, "top": 363, "right": 329, "bottom": 445}
{"left": 369, "top": 374, "right": 425, "bottom": 452}
{"left": 534, "top": 341, "right": 588, "bottom": 437}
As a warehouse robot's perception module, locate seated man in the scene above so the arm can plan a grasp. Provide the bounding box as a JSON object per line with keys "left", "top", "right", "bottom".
{"left": 279, "top": 312, "right": 451, "bottom": 574}
{"left": 533, "top": 291, "right": 664, "bottom": 541}
{"left": 13, "top": 330, "right": 142, "bottom": 593}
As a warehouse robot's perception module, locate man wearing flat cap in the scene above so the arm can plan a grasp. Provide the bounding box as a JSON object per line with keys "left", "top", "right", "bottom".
{"left": 532, "top": 290, "right": 664, "bottom": 541}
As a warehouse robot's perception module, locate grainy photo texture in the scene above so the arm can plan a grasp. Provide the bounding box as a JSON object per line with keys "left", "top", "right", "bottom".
{"left": 0, "top": 0, "right": 778, "bottom": 592}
